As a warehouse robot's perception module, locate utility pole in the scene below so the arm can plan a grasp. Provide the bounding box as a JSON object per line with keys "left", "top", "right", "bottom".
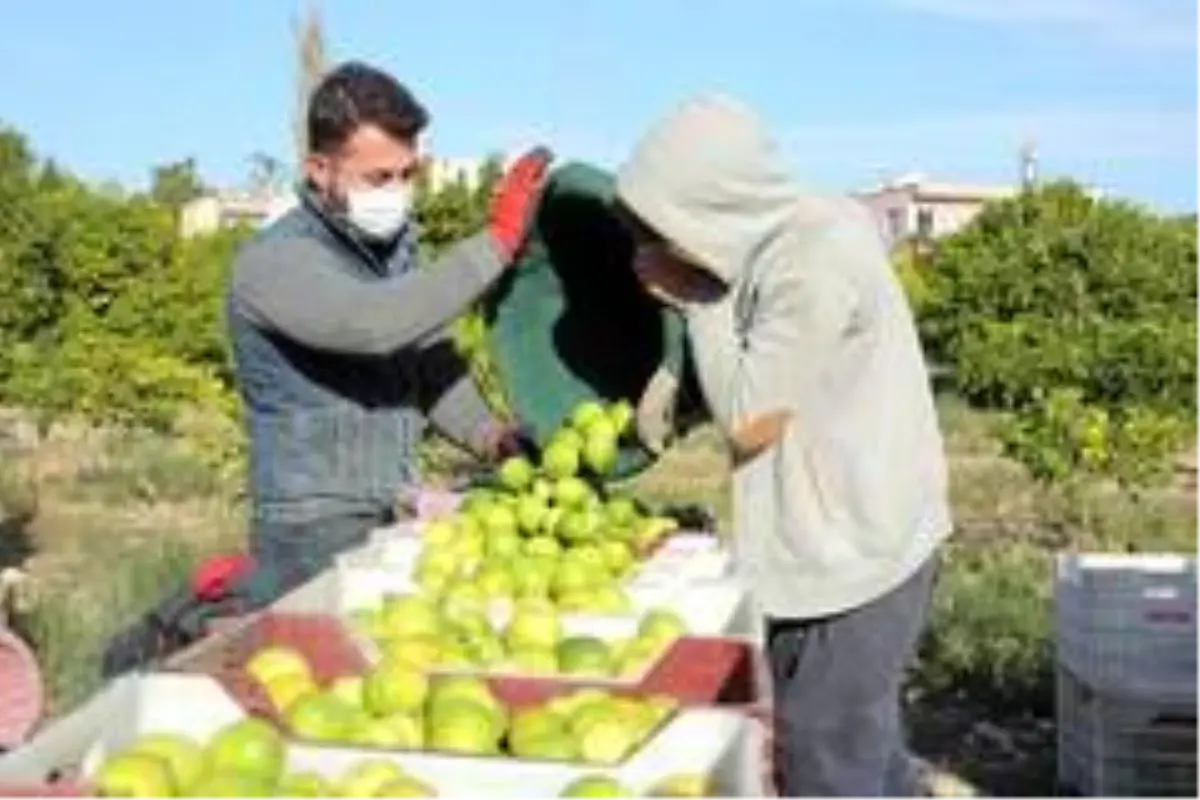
{"left": 1019, "top": 139, "right": 1039, "bottom": 192}
{"left": 292, "top": 2, "right": 327, "bottom": 166}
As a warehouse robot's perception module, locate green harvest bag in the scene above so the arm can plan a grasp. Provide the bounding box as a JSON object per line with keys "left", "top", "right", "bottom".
{"left": 482, "top": 162, "right": 705, "bottom": 479}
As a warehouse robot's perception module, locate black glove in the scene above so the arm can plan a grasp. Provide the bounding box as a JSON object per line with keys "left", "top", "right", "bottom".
{"left": 658, "top": 502, "right": 718, "bottom": 532}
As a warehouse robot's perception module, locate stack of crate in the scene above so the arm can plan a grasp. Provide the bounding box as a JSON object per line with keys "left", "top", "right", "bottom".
{"left": 1054, "top": 553, "right": 1198, "bottom": 797}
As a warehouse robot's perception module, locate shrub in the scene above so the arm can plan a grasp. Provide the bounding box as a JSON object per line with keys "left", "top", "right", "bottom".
{"left": 918, "top": 182, "right": 1197, "bottom": 486}
{"left": 919, "top": 540, "right": 1055, "bottom": 714}
{"left": 0, "top": 125, "right": 246, "bottom": 437}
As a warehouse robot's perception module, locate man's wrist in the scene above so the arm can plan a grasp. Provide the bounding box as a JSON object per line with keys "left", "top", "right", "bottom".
{"left": 474, "top": 419, "right": 507, "bottom": 461}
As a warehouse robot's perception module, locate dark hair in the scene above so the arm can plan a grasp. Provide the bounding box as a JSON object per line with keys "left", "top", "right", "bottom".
{"left": 307, "top": 61, "right": 430, "bottom": 154}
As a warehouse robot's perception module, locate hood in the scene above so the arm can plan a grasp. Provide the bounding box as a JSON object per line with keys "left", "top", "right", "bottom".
{"left": 615, "top": 94, "right": 803, "bottom": 285}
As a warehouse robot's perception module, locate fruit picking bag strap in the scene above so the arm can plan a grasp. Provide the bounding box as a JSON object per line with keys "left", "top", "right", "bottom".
{"left": 100, "top": 554, "right": 294, "bottom": 678}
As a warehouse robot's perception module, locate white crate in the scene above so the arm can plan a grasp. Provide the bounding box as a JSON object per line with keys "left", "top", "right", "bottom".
{"left": 626, "top": 533, "right": 733, "bottom": 589}
{"left": 282, "top": 708, "right": 763, "bottom": 798}
{"left": 347, "top": 609, "right": 671, "bottom": 687}
{"left": 0, "top": 673, "right": 764, "bottom": 797}
{"left": 1055, "top": 553, "right": 1197, "bottom": 698}
{"left": 332, "top": 533, "right": 748, "bottom": 639}
{"left": 0, "top": 674, "right": 247, "bottom": 787}
{"left": 1056, "top": 666, "right": 1197, "bottom": 797}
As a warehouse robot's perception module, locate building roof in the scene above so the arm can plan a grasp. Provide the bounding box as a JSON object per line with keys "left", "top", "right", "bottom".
{"left": 857, "top": 172, "right": 1016, "bottom": 203}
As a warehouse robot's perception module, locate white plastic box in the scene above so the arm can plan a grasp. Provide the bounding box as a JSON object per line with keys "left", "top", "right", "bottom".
{"left": 1055, "top": 553, "right": 1197, "bottom": 699}
{"left": 348, "top": 605, "right": 673, "bottom": 687}
{"left": 347, "top": 527, "right": 748, "bottom": 637}
{"left": 1056, "top": 665, "right": 1197, "bottom": 797}
{"left": 0, "top": 673, "right": 765, "bottom": 797}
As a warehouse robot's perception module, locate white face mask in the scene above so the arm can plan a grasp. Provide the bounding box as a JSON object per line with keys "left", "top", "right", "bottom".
{"left": 345, "top": 182, "right": 413, "bottom": 241}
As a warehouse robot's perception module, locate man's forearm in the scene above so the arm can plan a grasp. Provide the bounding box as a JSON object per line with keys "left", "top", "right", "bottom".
{"left": 234, "top": 232, "right": 505, "bottom": 356}
{"left": 428, "top": 374, "right": 500, "bottom": 458}
{"left": 686, "top": 298, "right": 794, "bottom": 462}
{"left": 417, "top": 324, "right": 501, "bottom": 458}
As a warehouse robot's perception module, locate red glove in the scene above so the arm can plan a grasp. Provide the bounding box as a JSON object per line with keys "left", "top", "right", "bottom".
{"left": 190, "top": 553, "right": 255, "bottom": 602}
{"left": 489, "top": 146, "right": 554, "bottom": 262}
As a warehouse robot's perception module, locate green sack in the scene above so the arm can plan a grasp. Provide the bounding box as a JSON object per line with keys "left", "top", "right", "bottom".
{"left": 483, "top": 162, "right": 703, "bottom": 478}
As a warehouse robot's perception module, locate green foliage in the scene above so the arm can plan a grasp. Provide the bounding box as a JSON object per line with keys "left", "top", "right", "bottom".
{"left": 0, "top": 122, "right": 244, "bottom": 441}
{"left": 149, "top": 157, "right": 206, "bottom": 210}
{"left": 918, "top": 181, "right": 1197, "bottom": 486}
{"left": 18, "top": 536, "right": 214, "bottom": 713}
{"left": 919, "top": 540, "right": 1055, "bottom": 713}
{"left": 4, "top": 330, "right": 235, "bottom": 433}
{"left": 414, "top": 153, "right": 513, "bottom": 419}
{"left": 891, "top": 241, "right": 937, "bottom": 317}
{"left": 998, "top": 388, "right": 1192, "bottom": 487}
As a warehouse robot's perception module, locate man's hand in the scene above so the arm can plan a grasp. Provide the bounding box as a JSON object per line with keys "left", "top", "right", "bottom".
{"left": 730, "top": 410, "right": 792, "bottom": 465}
{"left": 489, "top": 147, "right": 554, "bottom": 261}
{"left": 482, "top": 421, "right": 541, "bottom": 462}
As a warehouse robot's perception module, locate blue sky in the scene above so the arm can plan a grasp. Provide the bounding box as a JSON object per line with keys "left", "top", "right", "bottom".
{"left": 1, "top": 0, "right": 1195, "bottom": 210}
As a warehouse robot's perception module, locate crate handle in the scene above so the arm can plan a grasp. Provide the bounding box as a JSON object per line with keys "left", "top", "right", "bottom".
{"left": 1151, "top": 713, "right": 1198, "bottom": 727}
{"left": 1143, "top": 608, "right": 1195, "bottom": 625}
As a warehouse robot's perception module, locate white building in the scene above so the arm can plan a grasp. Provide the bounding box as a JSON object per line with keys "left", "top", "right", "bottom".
{"left": 422, "top": 155, "right": 508, "bottom": 193}
{"left": 179, "top": 190, "right": 296, "bottom": 238}
{"left": 854, "top": 173, "right": 1017, "bottom": 250}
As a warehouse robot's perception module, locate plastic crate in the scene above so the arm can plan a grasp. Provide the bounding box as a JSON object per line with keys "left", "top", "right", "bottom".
{"left": 1055, "top": 553, "right": 1197, "bottom": 698}
{"left": 1057, "top": 666, "right": 1197, "bottom": 797}
{"left": 163, "top": 612, "right": 370, "bottom": 720}
{"left": 0, "top": 674, "right": 247, "bottom": 797}
{"left": 0, "top": 673, "right": 767, "bottom": 797}
{"left": 167, "top": 612, "right": 760, "bottom": 726}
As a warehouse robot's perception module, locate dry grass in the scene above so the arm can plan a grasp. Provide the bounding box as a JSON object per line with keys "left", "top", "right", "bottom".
{"left": 2, "top": 424, "right": 244, "bottom": 712}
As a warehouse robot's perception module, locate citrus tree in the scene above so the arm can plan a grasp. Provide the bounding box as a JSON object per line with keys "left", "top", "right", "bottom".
{"left": 918, "top": 181, "right": 1196, "bottom": 487}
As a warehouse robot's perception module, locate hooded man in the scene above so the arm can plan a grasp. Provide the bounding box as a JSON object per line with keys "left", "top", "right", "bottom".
{"left": 615, "top": 95, "right": 952, "bottom": 796}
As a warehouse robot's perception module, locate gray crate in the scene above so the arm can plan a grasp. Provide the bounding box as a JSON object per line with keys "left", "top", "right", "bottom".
{"left": 1055, "top": 553, "right": 1197, "bottom": 698}
{"left": 1057, "top": 666, "right": 1197, "bottom": 797}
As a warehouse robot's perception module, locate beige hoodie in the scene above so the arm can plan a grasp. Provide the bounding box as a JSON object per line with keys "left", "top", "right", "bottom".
{"left": 617, "top": 95, "right": 952, "bottom": 619}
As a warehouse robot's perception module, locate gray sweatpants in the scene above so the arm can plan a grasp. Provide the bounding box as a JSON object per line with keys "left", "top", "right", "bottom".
{"left": 766, "top": 558, "right": 937, "bottom": 797}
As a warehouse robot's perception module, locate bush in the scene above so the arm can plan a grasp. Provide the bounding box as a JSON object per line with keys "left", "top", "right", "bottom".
{"left": 999, "top": 387, "right": 1192, "bottom": 487}
{"left": 919, "top": 541, "right": 1055, "bottom": 713}
{"left": 0, "top": 125, "right": 246, "bottom": 438}
{"left": 5, "top": 330, "right": 235, "bottom": 433}
{"left": 918, "top": 182, "right": 1197, "bottom": 485}
{"left": 414, "top": 157, "right": 511, "bottom": 420}
{"left": 891, "top": 241, "right": 937, "bottom": 318}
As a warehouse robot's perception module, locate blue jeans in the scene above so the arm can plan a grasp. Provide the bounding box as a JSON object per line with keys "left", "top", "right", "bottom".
{"left": 767, "top": 559, "right": 937, "bottom": 797}
{"left": 248, "top": 507, "right": 395, "bottom": 603}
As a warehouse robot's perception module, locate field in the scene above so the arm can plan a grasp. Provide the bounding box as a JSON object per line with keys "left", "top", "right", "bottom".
{"left": 1, "top": 395, "right": 1194, "bottom": 796}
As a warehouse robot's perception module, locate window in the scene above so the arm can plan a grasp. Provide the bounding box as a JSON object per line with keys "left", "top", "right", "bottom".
{"left": 916, "top": 207, "right": 935, "bottom": 239}
{"left": 885, "top": 208, "right": 906, "bottom": 242}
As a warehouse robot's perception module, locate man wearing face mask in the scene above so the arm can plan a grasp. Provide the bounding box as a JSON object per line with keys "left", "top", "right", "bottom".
{"left": 226, "top": 61, "right": 551, "bottom": 590}
{"left": 614, "top": 95, "right": 952, "bottom": 797}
